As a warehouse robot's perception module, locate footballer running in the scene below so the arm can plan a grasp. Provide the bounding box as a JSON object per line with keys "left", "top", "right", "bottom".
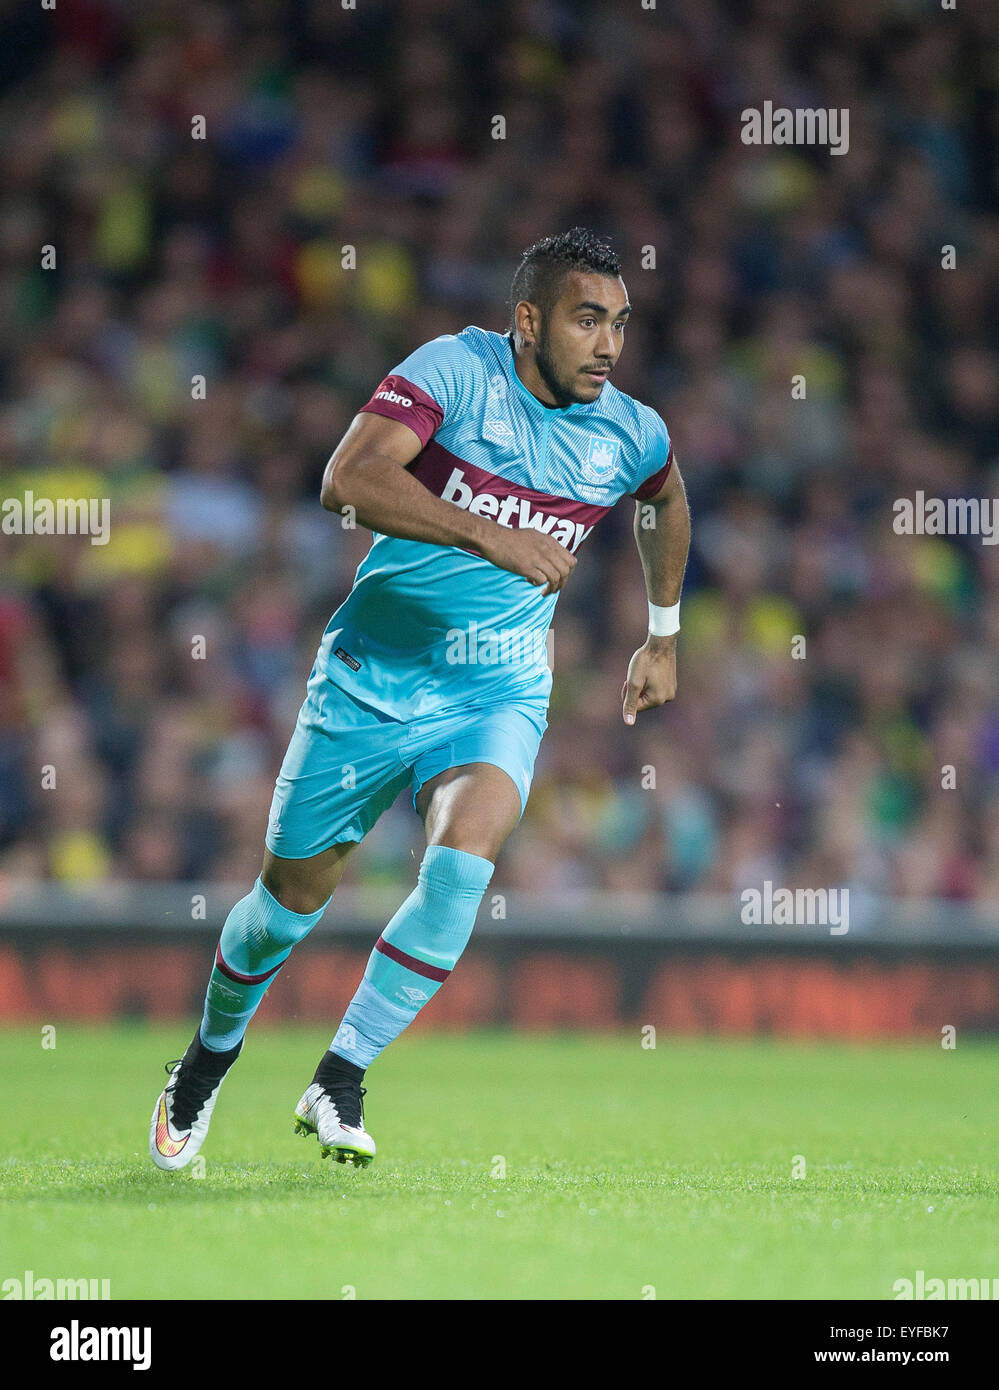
{"left": 149, "top": 228, "right": 691, "bottom": 1170}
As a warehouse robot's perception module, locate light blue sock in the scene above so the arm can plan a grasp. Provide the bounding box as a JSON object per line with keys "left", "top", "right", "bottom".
{"left": 200, "top": 876, "right": 330, "bottom": 1052}
{"left": 329, "top": 845, "right": 494, "bottom": 1068}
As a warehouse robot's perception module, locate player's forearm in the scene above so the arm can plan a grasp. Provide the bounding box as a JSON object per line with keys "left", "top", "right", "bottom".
{"left": 634, "top": 471, "right": 690, "bottom": 607}
{"left": 322, "top": 452, "right": 498, "bottom": 552}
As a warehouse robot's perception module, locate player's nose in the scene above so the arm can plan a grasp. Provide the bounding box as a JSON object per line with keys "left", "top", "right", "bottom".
{"left": 594, "top": 327, "right": 617, "bottom": 360}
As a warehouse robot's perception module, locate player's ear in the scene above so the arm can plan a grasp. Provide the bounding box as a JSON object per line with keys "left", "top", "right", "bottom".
{"left": 514, "top": 300, "right": 539, "bottom": 346}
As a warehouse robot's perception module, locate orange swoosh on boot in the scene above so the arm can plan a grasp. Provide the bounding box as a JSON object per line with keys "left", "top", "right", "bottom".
{"left": 156, "top": 1094, "right": 190, "bottom": 1157}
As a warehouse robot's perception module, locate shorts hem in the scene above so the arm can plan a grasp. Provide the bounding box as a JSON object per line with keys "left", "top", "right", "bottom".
{"left": 263, "top": 832, "right": 364, "bottom": 861}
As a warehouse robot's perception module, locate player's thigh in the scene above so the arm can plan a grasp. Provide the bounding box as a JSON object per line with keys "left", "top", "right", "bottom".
{"left": 263, "top": 678, "right": 410, "bottom": 911}
{"left": 411, "top": 703, "right": 545, "bottom": 861}
{"left": 416, "top": 763, "right": 524, "bottom": 862}
{"left": 261, "top": 840, "right": 356, "bottom": 916}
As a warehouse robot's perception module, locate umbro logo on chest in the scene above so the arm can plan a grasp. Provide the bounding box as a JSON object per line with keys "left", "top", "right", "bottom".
{"left": 483, "top": 419, "right": 516, "bottom": 445}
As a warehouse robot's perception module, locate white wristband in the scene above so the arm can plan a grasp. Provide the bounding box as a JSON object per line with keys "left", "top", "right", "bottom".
{"left": 648, "top": 600, "right": 680, "bottom": 636}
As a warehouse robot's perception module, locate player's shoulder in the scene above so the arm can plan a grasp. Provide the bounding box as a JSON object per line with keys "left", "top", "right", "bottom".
{"left": 592, "top": 383, "right": 671, "bottom": 493}
{"left": 392, "top": 326, "right": 502, "bottom": 410}
{"left": 598, "top": 381, "right": 670, "bottom": 454}
{"left": 400, "top": 325, "right": 498, "bottom": 377}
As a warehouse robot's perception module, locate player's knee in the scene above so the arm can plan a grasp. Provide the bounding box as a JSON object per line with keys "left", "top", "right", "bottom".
{"left": 260, "top": 864, "right": 329, "bottom": 918}
{"left": 429, "top": 830, "right": 506, "bottom": 862}
{"left": 417, "top": 845, "right": 494, "bottom": 941}
{"left": 381, "top": 846, "right": 494, "bottom": 970}
{"left": 218, "top": 875, "right": 331, "bottom": 977}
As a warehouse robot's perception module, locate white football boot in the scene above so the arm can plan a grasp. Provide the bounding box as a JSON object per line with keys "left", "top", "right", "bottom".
{"left": 293, "top": 1081, "right": 376, "bottom": 1167}
{"left": 149, "top": 1034, "right": 242, "bottom": 1171}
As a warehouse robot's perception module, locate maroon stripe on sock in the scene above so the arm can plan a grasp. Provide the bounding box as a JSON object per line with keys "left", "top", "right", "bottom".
{"left": 214, "top": 944, "right": 284, "bottom": 986}
{"left": 374, "top": 936, "right": 450, "bottom": 982}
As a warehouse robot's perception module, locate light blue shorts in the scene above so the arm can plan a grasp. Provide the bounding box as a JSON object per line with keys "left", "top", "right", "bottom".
{"left": 264, "top": 669, "right": 547, "bottom": 860}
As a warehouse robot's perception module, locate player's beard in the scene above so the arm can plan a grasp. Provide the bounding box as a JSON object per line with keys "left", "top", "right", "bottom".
{"left": 534, "top": 317, "right": 585, "bottom": 407}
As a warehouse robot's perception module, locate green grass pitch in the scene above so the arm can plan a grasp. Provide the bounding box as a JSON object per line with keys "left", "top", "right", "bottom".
{"left": 1, "top": 1025, "right": 997, "bottom": 1300}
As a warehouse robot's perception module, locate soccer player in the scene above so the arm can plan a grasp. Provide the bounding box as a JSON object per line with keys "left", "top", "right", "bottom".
{"left": 150, "top": 227, "right": 690, "bottom": 1170}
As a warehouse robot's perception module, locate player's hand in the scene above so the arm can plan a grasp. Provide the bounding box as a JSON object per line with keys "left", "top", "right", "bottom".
{"left": 621, "top": 634, "right": 677, "bottom": 724}
{"left": 480, "top": 527, "right": 577, "bottom": 596}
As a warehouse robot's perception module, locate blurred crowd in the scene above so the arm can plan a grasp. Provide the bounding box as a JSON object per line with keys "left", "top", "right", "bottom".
{"left": 1, "top": 0, "right": 998, "bottom": 901}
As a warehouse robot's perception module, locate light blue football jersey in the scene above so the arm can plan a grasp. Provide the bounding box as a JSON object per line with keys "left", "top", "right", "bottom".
{"left": 316, "top": 326, "right": 672, "bottom": 720}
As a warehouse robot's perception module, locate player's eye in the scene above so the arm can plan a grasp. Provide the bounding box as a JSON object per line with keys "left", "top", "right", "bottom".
{"left": 579, "top": 318, "right": 595, "bottom": 328}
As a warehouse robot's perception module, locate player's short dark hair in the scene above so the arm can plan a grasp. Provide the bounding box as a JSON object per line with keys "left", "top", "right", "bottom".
{"left": 509, "top": 228, "right": 621, "bottom": 330}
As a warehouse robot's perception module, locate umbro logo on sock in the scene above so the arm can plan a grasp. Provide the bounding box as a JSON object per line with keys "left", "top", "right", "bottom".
{"left": 398, "top": 985, "right": 429, "bottom": 1005}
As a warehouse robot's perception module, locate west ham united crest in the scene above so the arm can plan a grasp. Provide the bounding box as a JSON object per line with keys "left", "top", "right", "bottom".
{"left": 581, "top": 435, "right": 621, "bottom": 484}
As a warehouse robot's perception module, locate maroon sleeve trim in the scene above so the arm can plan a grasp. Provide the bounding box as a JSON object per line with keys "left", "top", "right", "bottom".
{"left": 357, "top": 374, "right": 444, "bottom": 449}
{"left": 629, "top": 443, "right": 674, "bottom": 501}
